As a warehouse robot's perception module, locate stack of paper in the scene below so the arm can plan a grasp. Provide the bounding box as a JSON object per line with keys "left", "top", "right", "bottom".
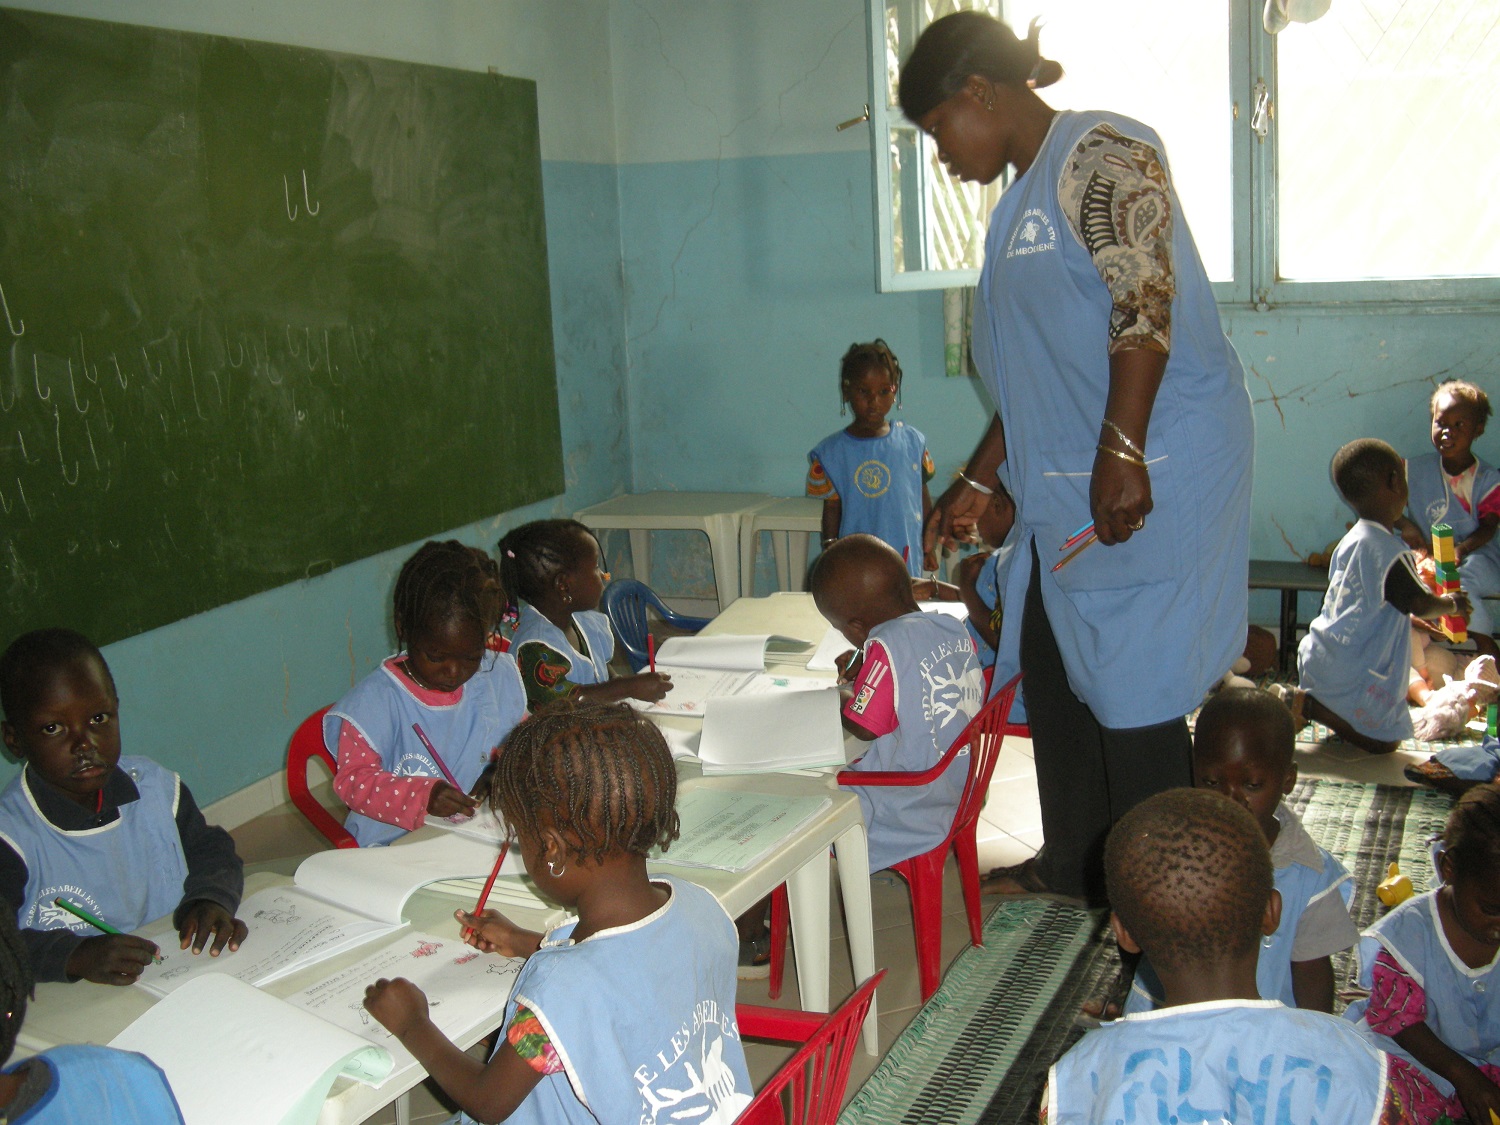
{"left": 637, "top": 633, "right": 830, "bottom": 716}
{"left": 696, "top": 688, "right": 846, "bottom": 773}
{"left": 653, "top": 789, "right": 834, "bottom": 872}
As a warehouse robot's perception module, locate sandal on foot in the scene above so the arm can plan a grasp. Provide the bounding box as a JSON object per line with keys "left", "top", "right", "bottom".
{"left": 1404, "top": 757, "right": 1483, "bottom": 797}
{"left": 736, "top": 934, "right": 772, "bottom": 981}
{"left": 981, "top": 858, "right": 1053, "bottom": 896}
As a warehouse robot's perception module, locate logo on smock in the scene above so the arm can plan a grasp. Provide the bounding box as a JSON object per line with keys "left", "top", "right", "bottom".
{"left": 1004, "top": 207, "right": 1057, "bottom": 259}
{"left": 854, "top": 460, "right": 890, "bottom": 499}
{"left": 1425, "top": 498, "right": 1450, "bottom": 525}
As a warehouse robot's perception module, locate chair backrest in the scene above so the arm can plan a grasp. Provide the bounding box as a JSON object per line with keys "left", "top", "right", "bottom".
{"left": 599, "top": 579, "right": 711, "bottom": 672}
{"left": 286, "top": 705, "right": 358, "bottom": 850}
{"left": 736, "top": 970, "right": 885, "bottom": 1125}
{"left": 944, "top": 672, "right": 1023, "bottom": 850}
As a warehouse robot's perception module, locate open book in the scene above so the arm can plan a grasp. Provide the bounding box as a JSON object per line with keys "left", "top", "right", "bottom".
{"left": 638, "top": 633, "right": 829, "bottom": 716}
{"left": 694, "top": 687, "right": 847, "bottom": 773}
{"left": 110, "top": 974, "right": 393, "bottom": 1124}
{"left": 135, "top": 830, "right": 512, "bottom": 996}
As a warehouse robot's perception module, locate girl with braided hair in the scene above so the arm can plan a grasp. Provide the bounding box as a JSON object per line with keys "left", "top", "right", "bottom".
{"left": 328, "top": 540, "right": 527, "bottom": 847}
{"left": 364, "top": 700, "right": 752, "bottom": 1124}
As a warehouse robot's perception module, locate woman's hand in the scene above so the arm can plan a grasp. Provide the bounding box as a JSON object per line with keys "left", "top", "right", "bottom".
{"left": 924, "top": 478, "right": 989, "bottom": 555}
{"left": 1090, "top": 448, "right": 1152, "bottom": 546}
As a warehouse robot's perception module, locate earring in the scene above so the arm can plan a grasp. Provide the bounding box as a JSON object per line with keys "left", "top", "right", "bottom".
{"left": 1261, "top": 933, "right": 1275, "bottom": 949}
{"left": 985, "top": 95, "right": 994, "bottom": 111}
{"left": 562, "top": 591, "right": 573, "bottom": 605}
{"left": 840, "top": 400, "right": 847, "bottom": 417}
{"left": 547, "top": 859, "right": 566, "bottom": 877}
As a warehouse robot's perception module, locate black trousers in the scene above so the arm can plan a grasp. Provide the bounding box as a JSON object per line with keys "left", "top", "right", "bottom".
{"left": 1021, "top": 545, "right": 1193, "bottom": 904}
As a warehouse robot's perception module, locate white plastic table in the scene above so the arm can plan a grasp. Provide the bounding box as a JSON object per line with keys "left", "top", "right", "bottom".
{"left": 573, "top": 491, "right": 773, "bottom": 610}
{"left": 738, "top": 496, "right": 823, "bottom": 598}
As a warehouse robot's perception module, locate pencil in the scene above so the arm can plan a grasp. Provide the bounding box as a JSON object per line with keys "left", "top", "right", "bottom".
{"left": 411, "top": 722, "right": 461, "bottom": 789}
{"left": 462, "top": 837, "right": 512, "bottom": 940}
{"left": 1051, "top": 533, "right": 1098, "bottom": 572}
{"left": 648, "top": 632, "right": 655, "bottom": 674}
{"left": 1060, "top": 522, "right": 1095, "bottom": 551}
{"left": 53, "top": 897, "right": 163, "bottom": 963}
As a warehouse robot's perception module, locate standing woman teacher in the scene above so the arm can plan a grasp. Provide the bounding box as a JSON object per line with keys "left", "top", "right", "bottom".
{"left": 905, "top": 12, "right": 1252, "bottom": 905}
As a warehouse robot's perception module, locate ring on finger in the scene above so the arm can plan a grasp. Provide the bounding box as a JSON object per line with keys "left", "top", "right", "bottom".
{"left": 1128, "top": 518, "right": 1144, "bottom": 531}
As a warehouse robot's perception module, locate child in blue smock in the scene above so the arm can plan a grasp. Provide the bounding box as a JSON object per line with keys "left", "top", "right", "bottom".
{"left": 365, "top": 700, "right": 751, "bottom": 1125}
{"left": 1115, "top": 688, "right": 1358, "bottom": 1019}
{"left": 329, "top": 540, "right": 528, "bottom": 847}
{"left": 1042, "top": 788, "right": 1403, "bottom": 1124}
{"left": 0, "top": 629, "right": 246, "bottom": 985}
{"left": 807, "top": 340, "right": 936, "bottom": 577}
{"left": 953, "top": 485, "right": 1016, "bottom": 674}
{"left": 810, "top": 534, "right": 985, "bottom": 872}
{"left": 1286, "top": 439, "right": 1471, "bottom": 754}
{"left": 0, "top": 896, "right": 184, "bottom": 1122}
{"left": 1344, "top": 784, "right": 1500, "bottom": 1125}
{"left": 1396, "top": 380, "right": 1500, "bottom": 656}
{"left": 498, "top": 519, "right": 671, "bottom": 708}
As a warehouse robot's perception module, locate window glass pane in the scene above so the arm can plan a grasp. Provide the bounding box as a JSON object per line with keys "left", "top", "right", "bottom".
{"left": 1277, "top": 0, "right": 1500, "bottom": 281}
{"left": 1000, "top": 1, "right": 1234, "bottom": 281}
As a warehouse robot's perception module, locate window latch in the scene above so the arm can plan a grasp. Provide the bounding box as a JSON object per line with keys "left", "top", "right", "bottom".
{"left": 1250, "top": 81, "right": 1272, "bottom": 141}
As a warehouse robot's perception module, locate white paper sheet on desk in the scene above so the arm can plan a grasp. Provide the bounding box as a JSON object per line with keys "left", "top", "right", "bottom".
{"left": 283, "top": 932, "right": 523, "bottom": 1088}
{"left": 109, "top": 973, "right": 392, "bottom": 1125}
{"left": 655, "top": 633, "right": 804, "bottom": 671}
{"left": 698, "top": 688, "right": 846, "bottom": 773}
{"left": 422, "top": 804, "right": 517, "bottom": 848}
{"left": 653, "top": 790, "right": 834, "bottom": 872}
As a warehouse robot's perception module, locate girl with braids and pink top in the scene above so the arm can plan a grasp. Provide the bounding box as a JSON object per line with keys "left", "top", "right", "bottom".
{"left": 327, "top": 540, "right": 528, "bottom": 847}
{"left": 364, "top": 699, "right": 752, "bottom": 1124}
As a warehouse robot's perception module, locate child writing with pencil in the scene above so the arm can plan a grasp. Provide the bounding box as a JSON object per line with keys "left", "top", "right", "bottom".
{"left": 330, "top": 540, "right": 528, "bottom": 847}
{"left": 810, "top": 534, "right": 985, "bottom": 872}
{"left": 807, "top": 339, "right": 937, "bottom": 576}
{"left": 1280, "top": 439, "right": 1472, "bottom": 754}
{"left": 497, "top": 520, "right": 671, "bottom": 707}
{"left": 0, "top": 629, "right": 246, "bottom": 986}
{"left": 364, "top": 700, "right": 752, "bottom": 1124}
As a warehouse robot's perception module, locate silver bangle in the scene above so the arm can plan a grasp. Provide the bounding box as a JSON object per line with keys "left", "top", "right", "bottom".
{"left": 958, "top": 472, "right": 994, "bottom": 495}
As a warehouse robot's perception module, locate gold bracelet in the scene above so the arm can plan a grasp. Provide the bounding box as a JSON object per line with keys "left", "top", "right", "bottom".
{"left": 1100, "top": 418, "right": 1145, "bottom": 459}
{"left": 1096, "top": 443, "right": 1148, "bottom": 468}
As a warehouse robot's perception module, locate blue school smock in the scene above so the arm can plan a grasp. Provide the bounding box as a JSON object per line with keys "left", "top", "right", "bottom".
{"left": 1297, "top": 520, "right": 1416, "bottom": 743}
{"left": 464, "top": 876, "right": 751, "bottom": 1125}
{"left": 970, "top": 110, "right": 1253, "bottom": 728}
{"left": 1048, "top": 999, "right": 1394, "bottom": 1124}
{"left": 1344, "top": 889, "right": 1500, "bottom": 1100}
{"left": 508, "top": 605, "right": 615, "bottom": 686}
{"left": 1406, "top": 450, "right": 1500, "bottom": 634}
{"left": 0, "top": 757, "right": 188, "bottom": 935}
{"left": 842, "top": 610, "right": 985, "bottom": 872}
{"left": 808, "top": 423, "right": 930, "bottom": 576}
{"left": 326, "top": 653, "right": 526, "bottom": 847}
{"left": 6, "top": 1045, "right": 185, "bottom": 1123}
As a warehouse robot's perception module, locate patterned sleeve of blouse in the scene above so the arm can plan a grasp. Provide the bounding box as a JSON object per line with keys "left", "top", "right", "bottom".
{"left": 1057, "top": 123, "right": 1175, "bottom": 356}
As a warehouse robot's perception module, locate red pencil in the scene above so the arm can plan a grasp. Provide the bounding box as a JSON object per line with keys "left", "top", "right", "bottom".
{"left": 648, "top": 632, "right": 656, "bottom": 673}
{"left": 462, "top": 837, "right": 511, "bottom": 940}
{"left": 411, "top": 722, "right": 461, "bottom": 789}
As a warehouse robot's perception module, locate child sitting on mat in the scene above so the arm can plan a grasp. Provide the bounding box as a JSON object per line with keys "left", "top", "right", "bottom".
{"left": 1109, "top": 688, "right": 1358, "bottom": 1018}
{"left": 1042, "top": 788, "right": 1402, "bottom": 1123}
{"left": 1344, "top": 783, "right": 1500, "bottom": 1125}
{"left": 810, "top": 534, "right": 984, "bottom": 872}
{"left": 1280, "top": 439, "right": 1471, "bottom": 754}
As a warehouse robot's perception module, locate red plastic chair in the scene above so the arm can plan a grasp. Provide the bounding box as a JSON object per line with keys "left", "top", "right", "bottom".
{"left": 286, "top": 705, "right": 358, "bottom": 850}
{"left": 736, "top": 970, "right": 885, "bottom": 1125}
{"left": 767, "top": 675, "right": 1025, "bottom": 1002}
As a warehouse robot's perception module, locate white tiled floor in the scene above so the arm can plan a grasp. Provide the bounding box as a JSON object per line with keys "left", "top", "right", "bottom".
{"left": 231, "top": 720, "right": 1426, "bottom": 1123}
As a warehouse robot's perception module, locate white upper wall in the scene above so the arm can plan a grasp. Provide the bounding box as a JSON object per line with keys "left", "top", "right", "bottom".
{"left": 609, "top": 0, "right": 870, "bottom": 164}
{"left": 4, "top": 0, "right": 619, "bottom": 164}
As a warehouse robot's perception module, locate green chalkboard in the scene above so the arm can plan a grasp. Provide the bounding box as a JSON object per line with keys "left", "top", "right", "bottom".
{"left": 0, "top": 9, "right": 564, "bottom": 645}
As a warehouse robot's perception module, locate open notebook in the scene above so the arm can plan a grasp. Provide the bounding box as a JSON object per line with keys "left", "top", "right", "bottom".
{"left": 135, "top": 829, "right": 517, "bottom": 996}
{"left": 110, "top": 974, "right": 393, "bottom": 1124}
{"left": 636, "top": 633, "right": 828, "bottom": 716}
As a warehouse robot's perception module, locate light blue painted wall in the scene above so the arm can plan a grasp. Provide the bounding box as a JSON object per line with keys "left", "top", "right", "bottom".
{"left": 1, "top": 2, "right": 630, "bottom": 803}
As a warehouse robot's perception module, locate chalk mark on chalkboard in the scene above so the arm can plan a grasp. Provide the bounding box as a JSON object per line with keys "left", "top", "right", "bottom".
{"left": 66, "top": 359, "right": 88, "bottom": 414}
{"left": 16, "top": 431, "right": 37, "bottom": 465}
{"left": 52, "top": 406, "right": 77, "bottom": 485}
{"left": 185, "top": 341, "right": 208, "bottom": 421}
{"left": 110, "top": 353, "right": 127, "bottom": 391}
{"left": 282, "top": 173, "right": 299, "bottom": 222}
{"left": 302, "top": 169, "right": 320, "bottom": 216}
{"left": 85, "top": 420, "right": 98, "bottom": 471}
{"left": 79, "top": 336, "right": 97, "bottom": 384}
{"left": 140, "top": 347, "right": 161, "bottom": 385}
{"left": 98, "top": 391, "right": 113, "bottom": 433}
{"left": 32, "top": 356, "right": 49, "bottom": 401}
{"left": 324, "top": 329, "right": 341, "bottom": 385}
{"left": 0, "top": 282, "right": 22, "bottom": 337}
{"left": 14, "top": 480, "right": 30, "bottom": 520}
{"left": 224, "top": 333, "right": 243, "bottom": 369}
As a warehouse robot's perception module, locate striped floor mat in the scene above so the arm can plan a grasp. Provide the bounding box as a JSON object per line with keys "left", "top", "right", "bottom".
{"left": 839, "top": 779, "right": 1456, "bottom": 1125}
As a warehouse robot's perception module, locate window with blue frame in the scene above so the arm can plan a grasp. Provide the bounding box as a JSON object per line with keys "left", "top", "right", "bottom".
{"left": 870, "top": 0, "right": 1500, "bottom": 306}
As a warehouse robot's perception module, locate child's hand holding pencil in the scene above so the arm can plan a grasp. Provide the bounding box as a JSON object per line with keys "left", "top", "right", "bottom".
{"left": 454, "top": 908, "right": 543, "bottom": 959}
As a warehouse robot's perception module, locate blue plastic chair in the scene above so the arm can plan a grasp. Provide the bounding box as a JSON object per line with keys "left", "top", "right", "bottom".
{"left": 600, "top": 579, "right": 713, "bottom": 671}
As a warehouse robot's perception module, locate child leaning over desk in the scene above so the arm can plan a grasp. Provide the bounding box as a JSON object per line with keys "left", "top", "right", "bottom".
{"left": 1279, "top": 439, "right": 1471, "bottom": 755}
{"left": 810, "top": 534, "right": 985, "bottom": 872}
{"left": 329, "top": 540, "right": 528, "bottom": 847}
{"left": 807, "top": 339, "right": 936, "bottom": 576}
{"left": 498, "top": 519, "right": 671, "bottom": 707}
{"left": 0, "top": 629, "right": 246, "bottom": 986}
{"left": 364, "top": 700, "right": 751, "bottom": 1125}
{"left": 1042, "top": 788, "right": 1403, "bottom": 1123}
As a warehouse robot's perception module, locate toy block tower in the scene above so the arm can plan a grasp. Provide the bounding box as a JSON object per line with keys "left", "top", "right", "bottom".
{"left": 1431, "top": 523, "right": 1467, "bottom": 643}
